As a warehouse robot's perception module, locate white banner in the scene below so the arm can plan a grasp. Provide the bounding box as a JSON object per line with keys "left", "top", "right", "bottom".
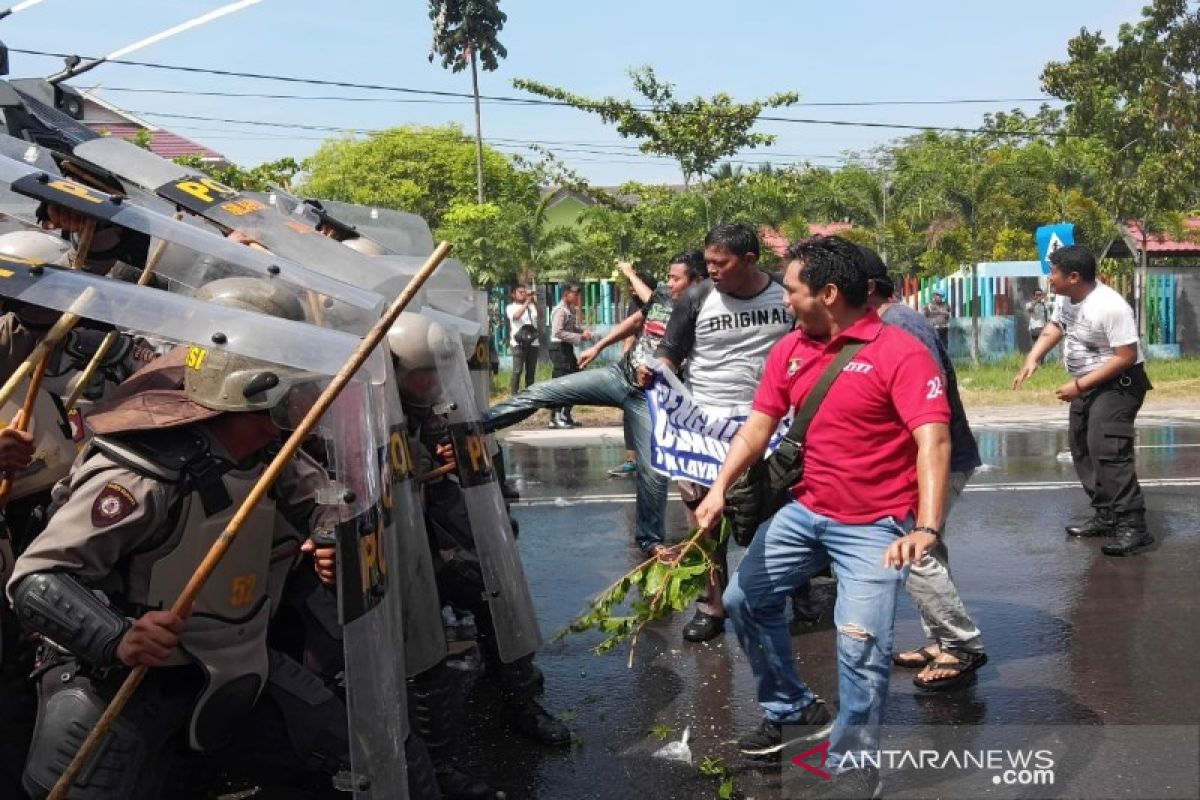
{"left": 644, "top": 365, "right": 789, "bottom": 486}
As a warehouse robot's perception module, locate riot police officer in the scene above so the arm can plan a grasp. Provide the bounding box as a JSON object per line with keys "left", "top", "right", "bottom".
{"left": 6, "top": 278, "right": 351, "bottom": 799}
{"left": 388, "top": 313, "right": 571, "bottom": 750}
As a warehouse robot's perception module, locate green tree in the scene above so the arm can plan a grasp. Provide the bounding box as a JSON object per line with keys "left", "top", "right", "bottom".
{"left": 299, "top": 125, "right": 536, "bottom": 228}
{"left": 173, "top": 155, "right": 301, "bottom": 192}
{"left": 513, "top": 66, "right": 798, "bottom": 188}
{"left": 437, "top": 194, "right": 577, "bottom": 287}
{"left": 1041, "top": 0, "right": 1200, "bottom": 331}
{"left": 428, "top": 0, "right": 508, "bottom": 203}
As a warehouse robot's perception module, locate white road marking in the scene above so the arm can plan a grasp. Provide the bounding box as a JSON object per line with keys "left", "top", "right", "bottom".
{"left": 516, "top": 477, "right": 1200, "bottom": 507}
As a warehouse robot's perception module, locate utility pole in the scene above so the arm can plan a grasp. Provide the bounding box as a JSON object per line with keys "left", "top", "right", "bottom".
{"left": 470, "top": 52, "right": 485, "bottom": 204}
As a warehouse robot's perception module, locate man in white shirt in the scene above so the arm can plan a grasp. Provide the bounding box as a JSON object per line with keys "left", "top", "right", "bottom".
{"left": 506, "top": 284, "right": 540, "bottom": 395}
{"left": 1013, "top": 245, "right": 1153, "bottom": 556}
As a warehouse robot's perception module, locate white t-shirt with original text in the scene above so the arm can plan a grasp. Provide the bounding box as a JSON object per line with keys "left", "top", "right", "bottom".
{"left": 1050, "top": 282, "right": 1143, "bottom": 378}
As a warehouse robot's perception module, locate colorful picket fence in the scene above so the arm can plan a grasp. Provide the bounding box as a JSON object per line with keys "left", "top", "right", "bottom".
{"left": 900, "top": 274, "right": 1014, "bottom": 317}
{"left": 489, "top": 280, "right": 634, "bottom": 356}
{"left": 1143, "top": 273, "right": 1177, "bottom": 346}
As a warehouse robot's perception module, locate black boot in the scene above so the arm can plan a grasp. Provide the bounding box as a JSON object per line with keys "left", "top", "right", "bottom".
{"left": 405, "top": 734, "right": 443, "bottom": 800}
{"left": 506, "top": 698, "right": 571, "bottom": 747}
{"left": 1065, "top": 508, "right": 1116, "bottom": 537}
{"left": 1101, "top": 511, "right": 1153, "bottom": 556}
{"left": 409, "top": 664, "right": 499, "bottom": 799}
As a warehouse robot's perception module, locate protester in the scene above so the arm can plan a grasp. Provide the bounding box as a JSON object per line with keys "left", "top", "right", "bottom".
{"left": 694, "top": 236, "right": 950, "bottom": 798}
{"left": 1026, "top": 288, "right": 1051, "bottom": 347}
{"left": 547, "top": 281, "right": 593, "bottom": 429}
{"left": 922, "top": 291, "right": 951, "bottom": 350}
{"left": 483, "top": 251, "right": 706, "bottom": 557}
{"left": 609, "top": 265, "right": 658, "bottom": 477}
{"left": 651, "top": 223, "right": 793, "bottom": 642}
{"left": 1013, "top": 245, "right": 1153, "bottom": 556}
{"left": 858, "top": 246, "right": 988, "bottom": 692}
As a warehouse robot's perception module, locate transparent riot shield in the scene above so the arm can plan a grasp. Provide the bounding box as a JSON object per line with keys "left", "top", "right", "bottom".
{"left": 72, "top": 138, "right": 405, "bottom": 314}
{"left": 323, "top": 375, "right": 410, "bottom": 799}
{"left": 306, "top": 200, "right": 435, "bottom": 257}
{"left": 0, "top": 260, "right": 407, "bottom": 794}
{"left": 425, "top": 322, "right": 542, "bottom": 663}
{"left": 0, "top": 151, "right": 385, "bottom": 320}
{"left": 381, "top": 365, "right": 448, "bottom": 677}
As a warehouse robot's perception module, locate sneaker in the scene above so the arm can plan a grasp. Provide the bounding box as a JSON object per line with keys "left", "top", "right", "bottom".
{"left": 681, "top": 609, "right": 725, "bottom": 642}
{"left": 811, "top": 766, "right": 882, "bottom": 799}
{"left": 547, "top": 415, "right": 570, "bottom": 429}
{"left": 607, "top": 460, "right": 637, "bottom": 477}
{"left": 737, "top": 699, "right": 835, "bottom": 758}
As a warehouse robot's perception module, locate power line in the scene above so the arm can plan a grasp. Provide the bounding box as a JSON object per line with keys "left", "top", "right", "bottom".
{"left": 12, "top": 47, "right": 1072, "bottom": 138}
{"left": 88, "top": 83, "right": 1056, "bottom": 109}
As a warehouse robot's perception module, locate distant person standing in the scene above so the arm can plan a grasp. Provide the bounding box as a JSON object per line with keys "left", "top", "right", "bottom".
{"left": 1026, "top": 288, "right": 1051, "bottom": 347}
{"left": 923, "top": 292, "right": 951, "bottom": 350}
{"left": 1013, "top": 245, "right": 1153, "bottom": 556}
{"left": 507, "top": 284, "right": 540, "bottom": 394}
{"left": 547, "top": 280, "right": 593, "bottom": 429}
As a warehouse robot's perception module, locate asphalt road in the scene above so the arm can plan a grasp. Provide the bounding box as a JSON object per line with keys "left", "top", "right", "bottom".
{"left": 469, "top": 420, "right": 1200, "bottom": 800}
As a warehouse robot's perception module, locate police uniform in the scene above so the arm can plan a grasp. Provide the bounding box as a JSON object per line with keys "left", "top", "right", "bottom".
{"left": 6, "top": 382, "right": 351, "bottom": 799}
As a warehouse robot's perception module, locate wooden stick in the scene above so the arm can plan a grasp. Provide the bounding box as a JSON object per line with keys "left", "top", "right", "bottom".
{"left": 0, "top": 349, "right": 52, "bottom": 504}
{"left": 418, "top": 462, "right": 456, "bottom": 483}
{"left": 47, "top": 241, "right": 453, "bottom": 800}
{"left": 63, "top": 223, "right": 178, "bottom": 412}
{"left": 0, "top": 221, "right": 97, "bottom": 407}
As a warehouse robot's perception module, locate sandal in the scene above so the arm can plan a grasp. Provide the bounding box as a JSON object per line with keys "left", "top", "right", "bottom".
{"left": 913, "top": 650, "right": 988, "bottom": 692}
{"left": 893, "top": 644, "right": 940, "bottom": 669}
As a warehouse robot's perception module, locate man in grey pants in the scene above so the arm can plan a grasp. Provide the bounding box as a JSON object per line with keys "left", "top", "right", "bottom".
{"left": 861, "top": 246, "right": 987, "bottom": 692}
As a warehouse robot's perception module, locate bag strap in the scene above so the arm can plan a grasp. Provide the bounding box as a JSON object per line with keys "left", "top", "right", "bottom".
{"left": 782, "top": 340, "right": 867, "bottom": 444}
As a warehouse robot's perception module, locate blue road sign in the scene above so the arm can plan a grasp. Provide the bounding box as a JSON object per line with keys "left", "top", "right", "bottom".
{"left": 1036, "top": 223, "right": 1075, "bottom": 275}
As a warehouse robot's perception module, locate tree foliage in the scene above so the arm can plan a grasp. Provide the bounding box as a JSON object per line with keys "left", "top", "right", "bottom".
{"left": 427, "top": 0, "right": 507, "bottom": 72}
{"left": 513, "top": 66, "right": 798, "bottom": 187}
{"left": 298, "top": 125, "right": 537, "bottom": 228}
{"left": 173, "top": 155, "right": 301, "bottom": 192}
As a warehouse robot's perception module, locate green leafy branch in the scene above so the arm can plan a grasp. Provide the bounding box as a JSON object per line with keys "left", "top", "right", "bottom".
{"left": 554, "top": 521, "right": 729, "bottom": 667}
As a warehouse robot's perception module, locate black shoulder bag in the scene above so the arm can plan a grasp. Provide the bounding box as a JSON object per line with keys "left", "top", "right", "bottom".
{"left": 724, "top": 341, "right": 865, "bottom": 546}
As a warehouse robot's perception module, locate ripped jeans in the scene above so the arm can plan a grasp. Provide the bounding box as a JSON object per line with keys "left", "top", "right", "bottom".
{"left": 724, "top": 498, "right": 908, "bottom": 767}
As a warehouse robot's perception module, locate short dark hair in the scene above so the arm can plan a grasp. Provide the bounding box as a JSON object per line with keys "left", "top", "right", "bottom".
{"left": 509, "top": 284, "right": 527, "bottom": 299}
{"left": 785, "top": 235, "right": 868, "bottom": 308}
{"left": 669, "top": 249, "right": 706, "bottom": 282}
{"left": 704, "top": 222, "right": 760, "bottom": 258}
{"left": 1049, "top": 245, "right": 1097, "bottom": 283}
{"left": 855, "top": 245, "right": 895, "bottom": 299}
{"left": 562, "top": 280, "right": 583, "bottom": 294}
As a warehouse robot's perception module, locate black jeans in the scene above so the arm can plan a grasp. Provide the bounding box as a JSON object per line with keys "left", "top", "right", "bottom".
{"left": 1068, "top": 365, "right": 1150, "bottom": 516}
{"left": 936, "top": 327, "right": 949, "bottom": 350}
{"left": 509, "top": 344, "right": 539, "bottom": 394}
{"left": 547, "top": 343, "right": 578, "bottom": 419}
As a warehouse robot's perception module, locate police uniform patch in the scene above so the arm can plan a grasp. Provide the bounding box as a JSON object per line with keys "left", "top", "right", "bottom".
{"left": 92, "top": 482, "right": 138, "bottom": 527}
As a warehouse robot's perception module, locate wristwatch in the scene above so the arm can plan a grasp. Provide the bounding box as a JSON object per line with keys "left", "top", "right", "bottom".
{"left": 912, "top": 525, "right": 941, "bottom": 539}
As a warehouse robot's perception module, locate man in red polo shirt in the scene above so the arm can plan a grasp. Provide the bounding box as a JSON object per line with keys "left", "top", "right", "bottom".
{"left": 695, "top": 236, "right": 950, "bottom": 798}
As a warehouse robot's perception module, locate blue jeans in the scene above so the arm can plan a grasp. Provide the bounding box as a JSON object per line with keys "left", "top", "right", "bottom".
{"left": 724, "top": 499, "right": 908, "bottom": 768}
{"left": 483, "top": 364, "right": 668, "bottom": 552}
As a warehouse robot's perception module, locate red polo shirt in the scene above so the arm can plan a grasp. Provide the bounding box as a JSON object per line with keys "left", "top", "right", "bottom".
{"left": 752, "top": 309, "right": 950, "bottom": 524}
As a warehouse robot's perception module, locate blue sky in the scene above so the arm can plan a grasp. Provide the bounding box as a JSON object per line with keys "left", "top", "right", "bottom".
{"left": 4, "top": 0, "right": 1139, "bottom": 186}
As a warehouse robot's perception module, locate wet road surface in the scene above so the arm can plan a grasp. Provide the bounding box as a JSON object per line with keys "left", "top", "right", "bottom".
{"left": 467, "top": 422, "right": 1200, "bottom": 799}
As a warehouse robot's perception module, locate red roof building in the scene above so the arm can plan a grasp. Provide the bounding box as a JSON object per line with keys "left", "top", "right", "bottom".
{"left": 78, "top": 92, "right": 227, "bottom": 165}
{"left": 1122, "top": 218, "right": 1200, "bottom": 259}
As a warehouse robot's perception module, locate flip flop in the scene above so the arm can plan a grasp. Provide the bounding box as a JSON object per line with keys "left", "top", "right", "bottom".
{"left": 914, "top": 651, "right": 989, "bottom": 692}
{"left": 892, "top": 644, "right": 939, "bottom": 668}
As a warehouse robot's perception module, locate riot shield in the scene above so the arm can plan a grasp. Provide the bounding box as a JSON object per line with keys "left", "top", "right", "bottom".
{"left": 72, "top": 138, "right": 405, "bottom": 314}
{"left": 324, "top": 376, "right": 410, "bottom": 799}
{"left": 0, "top": 151, "right": 384, "bottom": 318}
{"left": 380, "top": 367, "right": 447, "bottom": 677}
{"left": 1, "top": 378, "right": 74, "bottom": 501}
{"left": 0, "top": 257, "right": 390, "bottom": 383}
{"left": 0, "top": 260, "right": 408, "bottom": 794}
{"left": 424, "top": 321, "right": 542, "bottom": 663}
{"left": 307, "top": 200, "right": 435, "bottom": 257}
